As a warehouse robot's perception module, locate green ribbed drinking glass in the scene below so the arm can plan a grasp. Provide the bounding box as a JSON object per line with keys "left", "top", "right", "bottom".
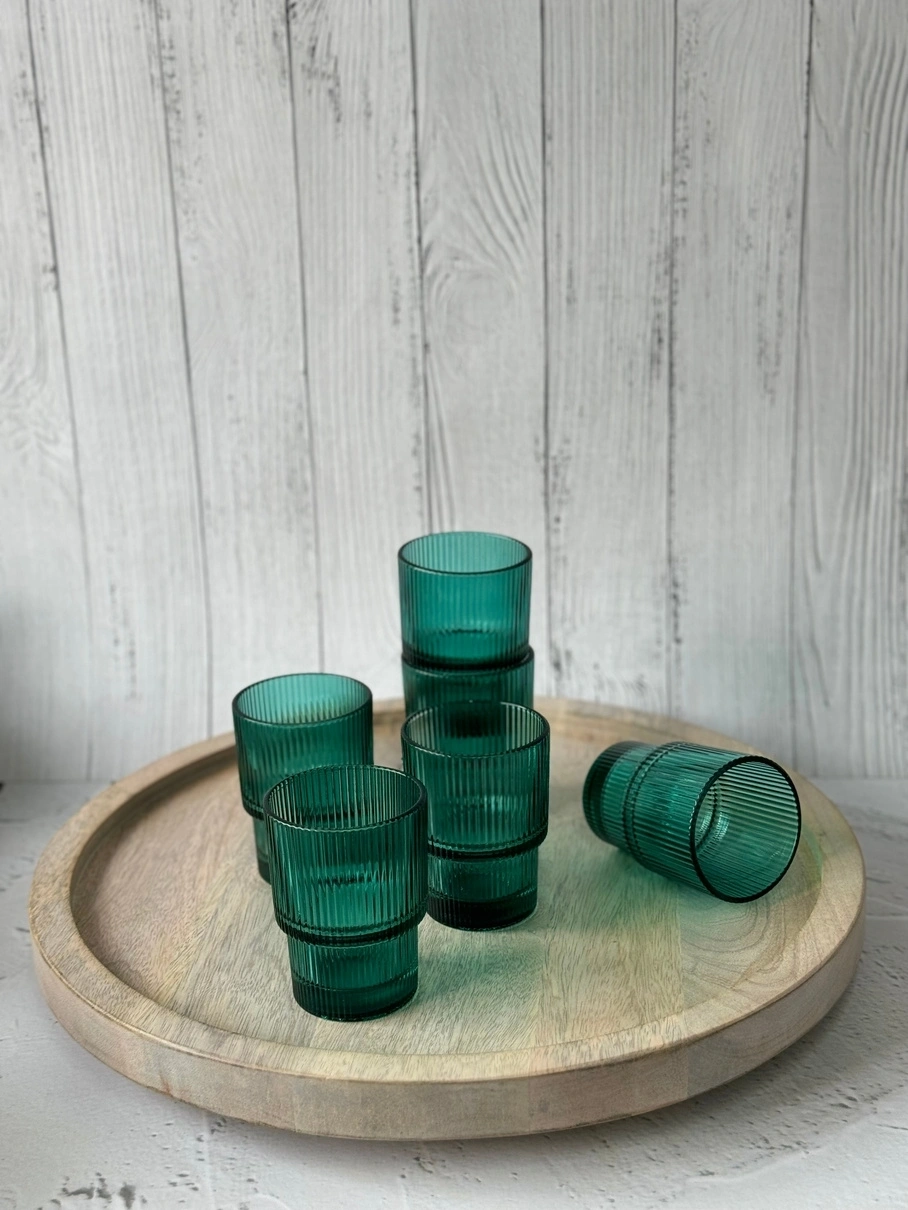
{"left": 402, "top": 647, "right": 534, "bottom": 717}
{"left": 401, "top": 701, "right": 550, "bottom": 930}
{"left": 264, "top": 765, "right": 427, "bottom": 1020}
{"left": 583, "top": 741, "right": 802, "bottom": 901}
{"left": 232, "top": 673, "right": 372, "bottom": 883}
{"left": 398, "top": 531, "right": 532, "bottom": 668}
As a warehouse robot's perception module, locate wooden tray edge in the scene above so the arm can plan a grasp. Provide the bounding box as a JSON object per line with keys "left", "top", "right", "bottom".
{"left": 27, "top": 697, "right": 867, "bottom": 1138}
{"left": 31, "top": 895, "right": 864, "bottom": 1139}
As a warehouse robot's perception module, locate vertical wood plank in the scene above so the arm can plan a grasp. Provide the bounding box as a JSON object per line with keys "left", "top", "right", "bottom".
{"left": 31, "top": 0, "right": 208, "bottom": 777}
{"left": 288, "top": 0, "right": 426, "bottom": 699}
{"left": 0, "top": 3, "right": 89, "bottom": 777}
{"left": 156, "top": 0, "right": 320, "bottom": 733}
{"left": 795, "top": 0, "right": 908, "bottom": 775}
{"left": 545, "top": 1, "right": 674, "bottom": 710}
{"left": 671, "top": 0, "right": 809, "bottom": 759}
{"left": 413, "top": 0, "right": 549, "bottom": 688}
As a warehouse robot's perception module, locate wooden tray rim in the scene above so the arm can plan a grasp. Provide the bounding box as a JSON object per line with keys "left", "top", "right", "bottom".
{"left": 29, "top": 697, "right": 866, "bottom": 1088}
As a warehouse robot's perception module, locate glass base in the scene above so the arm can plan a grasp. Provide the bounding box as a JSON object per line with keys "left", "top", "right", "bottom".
{"left": 252, "top": 816, "right": 271, "bottom": 883}
{"left": 428, "top": 848, "right": 538, "bottom": 931}
{"left": 290, "top": 972, "right": 418, "bottom": 1021}
{"left": 286, "top": 929, "right": 419, "bottom": 1021}
{"left": 428, "top": 886, "right": 536, "bottom": 930}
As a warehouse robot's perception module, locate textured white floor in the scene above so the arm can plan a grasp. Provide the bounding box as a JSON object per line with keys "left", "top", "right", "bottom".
{"left": 1, "top": 779, "right": 905, "bottom": 1210}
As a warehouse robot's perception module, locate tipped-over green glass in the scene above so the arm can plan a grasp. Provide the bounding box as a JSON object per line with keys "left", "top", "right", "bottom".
{"left": 398, "top": 531, "right": 532, "bottom": 668}
{"left": 583, "top": 741, "right": 802, "bottom": 901}
{"left": 232, "top": 673, "right": 372, "bottom": 882}
{"left": 402, "top": 647, "right": 534, "bottom": 717}
{"left": 401, "top": 701, "right": 550, "bottom": 930}
{"left": 264, "top": 765, "right": 427, "bottom": 1020}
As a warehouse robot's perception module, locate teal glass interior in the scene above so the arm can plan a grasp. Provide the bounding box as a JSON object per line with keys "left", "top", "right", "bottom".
{"left": 399, "top": 531, "right": 532, "bottom": 668}
{"left": 232, "top": 673, "right": 373, "bottom": 882}
{"left": 264, "top": 765, "right": 427, "bottom": 1020}
{"left": 402, "top": 647, "right": 534, "bottom": 717}
{"left": 401, "top": 701, "right": 550, "bottom": 930}
{"left": 583, "top": 741, "right": 802, "bottom": 902}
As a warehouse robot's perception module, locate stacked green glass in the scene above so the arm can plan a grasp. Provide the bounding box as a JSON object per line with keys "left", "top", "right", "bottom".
{"left": 264, "top": 765, "right": 427, "bottom": 1020}
{"left": 398, "top": 531, "right": 534, "bottom": 714}
{"left": 583, "top": 741, "right": 802, "bottom": 901}
{"left": 232, "top": 673, "right": 373, "bottom": 882}
{"left": 401, "top": 701, "right": 550, "bottom": 930}
{"left": 401, "top": 646, "right": 534, "bottom": 715}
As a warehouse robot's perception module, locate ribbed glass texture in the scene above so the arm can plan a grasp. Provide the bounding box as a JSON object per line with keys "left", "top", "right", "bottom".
{"left": 402, "top": 648, "right": 534, "bottom": 716}
{"left": 264, "top": 765, "right": 427, "bottom": 1020}
{"left": 285, "top": 930, "right": 418, "bottom": 1022}
{"left": 232, "top": 673, "right": 373, "bottom": 882}
{"left": 398, "top": 531, "right": 532, "bottom": 668}
{"left": 583, "top": 741, "right": 802, "bottom": 902}
{"left": 427, "top": 849, "right": 539, "bottom": 930}
{"left": 401, "top": 701, "right": 550, "bottom": 930}
{"left": 251, "top": 816, "right": 270, "bottom": 880}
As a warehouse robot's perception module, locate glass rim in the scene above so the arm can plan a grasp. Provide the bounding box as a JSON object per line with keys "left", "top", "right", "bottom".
{"left": 689, "top": 753, "right": 802, "bottom": 903}
{"left": 231, "top": 672, "right": 371, "bottom": 727}
{"left": 398, "top": 530, "right": 532, "bottom": 576}
{"left": 401, "top": 701, "right": 550, "bottom": 759}
{"left": 263, "top": 763, "right": 426, "bottom": 833}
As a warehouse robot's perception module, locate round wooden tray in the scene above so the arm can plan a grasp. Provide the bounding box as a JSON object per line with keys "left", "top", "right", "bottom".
{"left": 29, "top": 698, "right": 865, "bottom": 1140}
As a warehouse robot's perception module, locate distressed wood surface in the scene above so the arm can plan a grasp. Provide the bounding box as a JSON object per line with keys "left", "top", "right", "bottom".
{"left": 794, "top": 1, "right": 908, "bottom": 776}
{"left": 0, "top": 2, "right": 89, "bottom": 776}
{"left": 544, "top": 1, "right": 674, "bottom": 712}
{"left": 5, "top": 0, "right": 907, "bottom": 781}
{"left": 670, "top": 0, "right": 809, "bottom": 761}
{"left": 156, "top": 0, "right": 320, "bottom": 735}
{"left": 287, "top": 0, "right": 426, "bottom": 702}
{"left": 30, "top": 698, "right": 864, "bottom": 1140}
{"left": 413, "top": 0, "right": 549, "bottom": 689}
{"left": 29, "top": 0, "right": 208, "bottom": 775}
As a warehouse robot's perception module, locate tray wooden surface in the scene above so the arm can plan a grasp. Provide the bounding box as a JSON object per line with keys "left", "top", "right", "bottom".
{"left": 29, "top": 698, "right": 865, "bottom": 1140}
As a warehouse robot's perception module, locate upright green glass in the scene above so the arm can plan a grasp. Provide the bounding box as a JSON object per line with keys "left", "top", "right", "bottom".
{"left": 264, "top": 765, "right": 427, "bottom": 1020}
{"left": 401, "top": 701, "right": 550, "bottom": 930}
{"left": 583, "top": 741, "right": 802, "bottom": 901}
{"left": 399, "top": 531, "right": 532, "bottom": 668}
{"left": 401, "top": 647, "right": 534, "bottom": 716}
{"left": 232, "top": 673, "right": 372, "bottom": 882}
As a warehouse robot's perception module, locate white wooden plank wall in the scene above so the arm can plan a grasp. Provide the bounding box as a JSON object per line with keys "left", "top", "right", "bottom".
{"left": 795, "top": 0, "right": 908, "bottom": 776}
{"left": 414, "top": 0, "right": 550, "bottom": 688}
{"left": 545, "top": 0, "right": 673, "bottom": 713}
{"left": 289, "top": 0, "right": 426, "bottom": 701}
{"left": 29, "top": 0, "right": 208, "bottom": 778}
{"left": 670, "top": 0, "right": 809, "bottom": 762}
{"left": 157, "top": 0, "right": 321, "bottom": 738}
{"left": 2, "top": 0, "right": 906, "bottom": 780}
{"left": 0, "top": 2, "right": 89, "bottom": 776}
